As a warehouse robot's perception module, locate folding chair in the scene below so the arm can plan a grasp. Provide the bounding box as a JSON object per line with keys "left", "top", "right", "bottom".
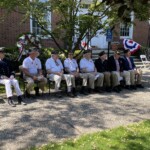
{"left": 140, "top": 55, "right": 150, "bottom": 68}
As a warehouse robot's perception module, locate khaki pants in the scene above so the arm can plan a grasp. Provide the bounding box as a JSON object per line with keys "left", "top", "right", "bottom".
{"left": 25, "top": 77, "right": 47, "bottom": 93}
{"left": 129, "top": 69, "right": 142, "bottom": 85}
{"left": 85, "top": 73, "right": 104, "bottom": 89}
{"left": 111, "top": 71, "right": 123, "bottom": 87}
{"left": 49, "top": 74, "right": 72, "bottom": 92}
{"left": 0, "top": 79, "right": 22, "bottom": 98}
{"left": 121, "top": 71, "right": 131, "bottom": 85}
{"left": 103, "top": 72, "right": 111, "bottom": 87}
{"left": 70, "top": 73, "right": 88, "bottom": 88}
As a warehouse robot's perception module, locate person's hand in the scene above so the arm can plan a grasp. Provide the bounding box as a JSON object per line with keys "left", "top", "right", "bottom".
{"left": 56, "top": 72, "right": 63, "bottom": 76}
{"left": 32, "top": 76, "right": 38, "bottom": 80}
{"left": 73, "top": 72, "right": 79, "bottom": 77}
{"left": 2, "top": 75, "right": 8, "bottom": 79}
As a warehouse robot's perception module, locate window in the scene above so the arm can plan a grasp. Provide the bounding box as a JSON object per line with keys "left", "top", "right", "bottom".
{"left": 120, "top": 24, "right": 130, "bottom": 36}
{"left": 30, "top": 0, "right": 51, "bottom": 38}
{"left": 120, "top": 12, "right": 134, "bottom": 39}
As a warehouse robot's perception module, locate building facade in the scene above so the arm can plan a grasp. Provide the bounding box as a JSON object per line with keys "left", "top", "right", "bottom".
{"left": 0, "top": 8, "right": 149, "bottom": 49}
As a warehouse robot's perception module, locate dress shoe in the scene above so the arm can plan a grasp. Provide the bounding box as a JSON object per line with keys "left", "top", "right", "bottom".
{"left": 125, "top": 85, "right": 131, "bottom": 90}
{"left": 25, "top": 90, "right": 31, "bottom": 98}
{"left": 112, "top": 86, "right": 120, "bottom": 93}
{"left": 34, "top": 87, "right": 40, "bottom": 96}
{"left": 80, "top": 87, "right": 88, "bottom": 95}
{"left": 8, "top": 98, "right": 16, "bottom": 107}
{"left": 88, "top": 88, "right": 95, "bottom": 94}
{"left": 136, "top": 84, "right": 144, "bottom": 88}
{"left": 130, "top": 85, "right": 137, "bottom": 90}
{"left": 72, "top": 88, "right": 77, "bottom": 97}
{"left": 67, "top": 92, "right": 75, "bottom": 98}
{"left": 105, "top": 87, "right": 112, "bottom": 92}
{"left": 17, "top": 96, "right": 27, "bottom": 105}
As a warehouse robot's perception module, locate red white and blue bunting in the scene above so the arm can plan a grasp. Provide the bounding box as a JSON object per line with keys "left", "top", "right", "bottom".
{"left": 123, "top": 39, "right": 141, "bottom": 54}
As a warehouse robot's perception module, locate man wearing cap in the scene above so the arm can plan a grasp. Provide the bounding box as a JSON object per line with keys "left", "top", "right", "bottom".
{"left": 122, "top": 49, "right": 143, "bottom": 89}
{"left": 22, "top": 47, "right": 47, "bottom": 97}
{"left": 64, "top": 51, "right": 88, "bottom": 95}
{"left": 45, "top": 50, "right": 74, "bottom": 97}
{"left": 95, "top": 51, "right": 111, "bottom": 92}
{"left": 79, "top": 50, "right": 104, "bottom": 93}
{"left": 108, "top": 51, "right": 129, "bottom": 92}
{"left": 0, "top": 47, "right": 26, "bottom": 107}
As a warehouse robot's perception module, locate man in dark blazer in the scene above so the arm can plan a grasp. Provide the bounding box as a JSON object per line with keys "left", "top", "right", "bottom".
{"left": 108, "top": 51, "right": 124, "bottom": 92}
{"left": 122, "top": 49, "right": 143, "bottom": 89}
{"left": 0, "top": 47, "right": 26, "bottom": 107}
{"left": 95, "top": 51, "right": 111, "bottom": 92}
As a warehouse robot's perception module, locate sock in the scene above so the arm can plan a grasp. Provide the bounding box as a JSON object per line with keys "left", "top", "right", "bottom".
{"left": 67, "top": 86, "right": 71, "bottom": 92}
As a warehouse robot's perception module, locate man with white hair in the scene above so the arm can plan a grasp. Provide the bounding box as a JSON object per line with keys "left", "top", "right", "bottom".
{"left": 0, "top": 47, "right": 26, "bottom": 107}
{"left": 45, "top": 50, "right": 75, "bottom": 98}
{"left": 22, "top": 47, "right": 47, "bottom": 97}
{"left": 79, "top": 50, "right": 104, "bottom": 93}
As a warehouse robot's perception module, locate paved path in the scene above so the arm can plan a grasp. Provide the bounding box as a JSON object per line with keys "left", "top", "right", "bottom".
{"left": 0, "top": 69, "right": 150, "bottom": 150}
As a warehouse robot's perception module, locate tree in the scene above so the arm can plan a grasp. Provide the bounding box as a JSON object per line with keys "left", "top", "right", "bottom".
{"left": 0, "top": 0, "right": 150, "bottom": 55}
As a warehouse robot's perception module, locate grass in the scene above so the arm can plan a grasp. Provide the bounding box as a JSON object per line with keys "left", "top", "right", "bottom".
{"left": 30, "top": 120, "right": 150, "bottom": 150}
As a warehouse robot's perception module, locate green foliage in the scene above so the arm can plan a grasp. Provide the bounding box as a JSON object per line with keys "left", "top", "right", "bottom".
{"left": 0, "top": 0, "right": 150, "bottom": 55}
{"left": 30, "top": 120, "right": 150, "bottom": 150}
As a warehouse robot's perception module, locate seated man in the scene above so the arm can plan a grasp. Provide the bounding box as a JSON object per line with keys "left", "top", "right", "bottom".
{"left": 79, "top": 50, "right": 104, "bottom": 93}
{"left": 64, "top": 51, "right": 88, "bottom": 95}
{"left": 0, "top": 47, "right": 26, "bottom": 107}
{"left": 108, "top": 51, "right": 129, "bottom": 92}
{"left": 122, "top": 49, "right": 143, "bottom": 89}
{"left": 45, "top": 50, "right": 74, "bottom": 98}
{"left": 95, "top": 51, "right": 111, "bottom": 92}
{"left": 22, "top": 47, "right": 47, "bottom": 97}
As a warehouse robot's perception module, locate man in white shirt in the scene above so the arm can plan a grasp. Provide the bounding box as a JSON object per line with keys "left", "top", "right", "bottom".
{"left": 64, "top": 51, "right": 88, "bottom": 95}
{"left": 79, "top": 50, "right": 104, "bottom": 93}
{"left": 22, "top": 47, "right": 47, "bottom": 97}
{"left": 45, "top": 50, "right": 74, "bottom": 98}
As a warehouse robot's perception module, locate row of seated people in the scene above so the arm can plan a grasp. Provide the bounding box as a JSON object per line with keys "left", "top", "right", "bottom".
{"left": 0, "top": 47, "right": 143, "bottom": 107}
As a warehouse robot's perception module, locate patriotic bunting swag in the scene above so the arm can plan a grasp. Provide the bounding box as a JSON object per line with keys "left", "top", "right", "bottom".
{"left": 16, "top": 34, "right": 42, "bottom": 61}
{"left": 123, "top": 39, "right": 141, "bottom": 54}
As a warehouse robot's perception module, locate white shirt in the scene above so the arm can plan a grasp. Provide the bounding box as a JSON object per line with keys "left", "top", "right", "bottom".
{"left": 22, "top": 56, "right": 41, "bottom": 75}
{"left": 80, "top": 58, "right": 95, "bottom": 72}
{"left": 64, "top": 58, "right": 78, "bottom": 72}
{"left": 45, "top": 57, "right": 63, "bottom": 73}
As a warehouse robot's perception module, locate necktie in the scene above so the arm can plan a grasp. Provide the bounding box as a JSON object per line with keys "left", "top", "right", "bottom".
{"left": 127, "top": 58, "right": 132, "bottom": 69}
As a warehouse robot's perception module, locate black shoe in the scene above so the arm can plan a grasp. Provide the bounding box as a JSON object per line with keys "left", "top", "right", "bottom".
{"left": 125, "top": 85, "right": 131, "bottom": 90}
{"left": 95, "top": 87, "right": 104, "bottom": 93}
{"left": 112, "top": 86, "right": 120, "bottom": 93}
{"left": 67, "top": 92, "right": 75, "bottom": 98}
{"left": 105, "top": 87, "right": 112, "bottom": 92}
{"left": 88, "top": 88, "right": 95, "bottom": 94}
{"left": 34, "top": 87, "right": 40, "bottom": 96}
{"left": 55, "top": 93, "right": 62, "bottom": 98}
{"left": 72, "top": 88, "right": 77, "bottom": 97}
{"left": 8, "top": 98, "right": 16, "bottom": 107}
{"left": 136, "top": 84, "right": 144, "bottom": 88}
{"left": 17, "top": 96, "right": 27, "bottom": 105}
{"left": 130, "top": 85, "right": 137, "bottom": 90}
{"left": 80, "top": 87, "right": 88, "bottom": 95}
{"left": 25, "top": 90, "right": 31, "bottom": 98}
{"left": 117, "top": 85, "right": 122, "bottom": 91}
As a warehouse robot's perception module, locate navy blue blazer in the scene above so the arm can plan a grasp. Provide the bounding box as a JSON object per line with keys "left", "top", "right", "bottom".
{"left": 95, "top": 58, "right": 109, "bottom": 73}
{"left": 0, "top": 58, "right": 15, "bottom": 79}
{"left": 108, "top": 56, "right": 124, "bottom": 72}
{"left": 122, "top": 56, "right": 136, "bottom": 71}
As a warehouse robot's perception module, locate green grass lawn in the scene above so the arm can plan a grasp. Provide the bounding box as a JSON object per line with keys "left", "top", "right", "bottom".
{"left": 30, "top": 120, "right": 150, "bottom": 150}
